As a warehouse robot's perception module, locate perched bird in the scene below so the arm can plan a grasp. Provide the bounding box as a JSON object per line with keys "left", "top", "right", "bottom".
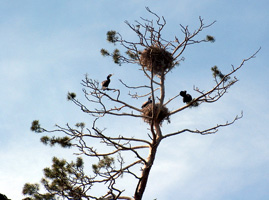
{"left": 180, "top": 90, "right": 192, "bottom": 103}
{"left": 141, "top": 97, "right": 152, "bottom": 108}
{"left": 101, "top": 74, "right": 113, "bottom": 90}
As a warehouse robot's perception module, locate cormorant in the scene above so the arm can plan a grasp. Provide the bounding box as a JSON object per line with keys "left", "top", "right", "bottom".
{"left": 141, "top": 97, "right": 152, "bottom": 108}
{"left": 101, "top": 74, "right": 113, "bottom": 90}
{"left": 180, "top": 90, "right": 192, "bottom": 103}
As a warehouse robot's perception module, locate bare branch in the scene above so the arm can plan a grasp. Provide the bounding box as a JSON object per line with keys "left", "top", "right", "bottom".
{"left": 119, "top": 79, "right": 151, "bottom": 89}
{"left": 163, "top": 111, "right": 243, "bottom": 138}
{"left": 170, "top": 48, "right": 261, "bottom": 116}
{"left": 26, "top": 7, "right": 260, "bottom": 200}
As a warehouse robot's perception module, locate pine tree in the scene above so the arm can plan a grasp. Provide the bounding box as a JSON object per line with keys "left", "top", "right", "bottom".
{"left": 0, "top": 193, "right": 11, "bottom": 200}
{"left": 23, "top": 7, "right": 260, "bottom": 200}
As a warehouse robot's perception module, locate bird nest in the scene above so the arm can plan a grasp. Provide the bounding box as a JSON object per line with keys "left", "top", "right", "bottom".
{"left": 140, "top": 46, "right": 174, "bottom": 76}
{"left": 142, "top": 103, "right": 170, "bottom": 124}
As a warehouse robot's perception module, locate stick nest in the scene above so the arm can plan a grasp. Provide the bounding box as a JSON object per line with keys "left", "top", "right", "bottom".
{"left": 142, "top": 103, "right": 170, "bottom": 124}
{"left": 140, "top": 46, "right": 174, "bottom": 76}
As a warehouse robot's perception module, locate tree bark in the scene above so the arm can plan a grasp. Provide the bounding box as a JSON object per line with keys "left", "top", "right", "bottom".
{"left": 134, "top": 123, "right": 162, "bottom": 200}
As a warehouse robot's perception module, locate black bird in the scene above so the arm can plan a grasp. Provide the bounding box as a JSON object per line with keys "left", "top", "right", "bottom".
{"left": 101, "top": 74, "right": 113, "bottom": 90}
{"left": 141, "top": 97, "right": 152, "bottom": 108}
{"left": 180, "top": 90, "right": 192, "bottom": 103}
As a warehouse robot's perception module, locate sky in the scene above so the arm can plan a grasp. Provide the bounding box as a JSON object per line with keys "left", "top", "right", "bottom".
{"left": 0, "top": 0, "right": 268, "bottom": 199}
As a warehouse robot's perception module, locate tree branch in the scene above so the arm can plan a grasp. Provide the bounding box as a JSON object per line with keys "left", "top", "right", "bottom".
{"left": 163, "top": 111, "right": 243, "bottom": 138}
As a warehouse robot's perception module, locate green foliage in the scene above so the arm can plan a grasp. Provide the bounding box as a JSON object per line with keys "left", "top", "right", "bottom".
{"left": 22, "top": 183, "right": 39, "bottom": 196}
{"left": 54, "top": 136, "right": 72, "bottom": 148}
{"left": 75, "top": 122, "right": 85, "bottom": 129}
{"left": 67, "top": 92, "right": 76, "bottom": 101}
{"left": 112, "top": 49, "right": 121, "bottom": 65}
{"left": 23, "top": 157, "right": 86, "bottom": 200}
{"left": 106, "top": 30, "right": 118, "bottom": 43}
{"left": 0, "top": 193, "right": 11, "bottom": 200}
{"left": 22, "top": 183, "right": 55, "bottom": 200}
{"left": 40, "top": 136, "right": 72, "bottom": 148}
{"left": 92, "top": 156, "right": 114, "bottom": 174}
{"left": 100, "top": 48, "right": 110, "bottom": 56}
{"left": 76, "top": 157, "right": 84, "bottom": 168}
{"left": 206, "top": 35, "right": 215, "bottom": 42}
{"left": 100, "top": 30, "right": 125, "bottom": 65}
{"left": 101, "top": 48, "right": 122, "bottom": 65}
{"left": 101, "top": 31, "right": 124, "bottom": 66}
{"left": 40, "top": 136, "right": 50, "bottom": 145}
{"left": 30, "top": 120, "right": 43, "bottom": 133}
{"left": 42, "top": 157, "right": 85, "bottom": 199}
{"left": 211, "top": 65, "right": 230, "bottom": 82}
{"left": 211, "top": 65, "right": 220, "bottom": 77}
{"left": 126, "top": 50, "right": 139, "bottom": 60}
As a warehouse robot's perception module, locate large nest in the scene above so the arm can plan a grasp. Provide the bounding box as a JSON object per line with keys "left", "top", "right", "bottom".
{"left": 140, "top": 46, "right": 174, "bottom": 76}
{"left": 142, "top": 103, "right": 170, "bottom": 124}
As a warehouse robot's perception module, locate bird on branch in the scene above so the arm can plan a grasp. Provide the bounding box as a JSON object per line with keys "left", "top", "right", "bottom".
{"left": 141, "top": 97, "right": 152, "bottom": 108}
{"left": 180, "top": 90, "right": 192, "bottom": 103}
{"left": 101, "top": 74, "right": 113, "bottom": 90}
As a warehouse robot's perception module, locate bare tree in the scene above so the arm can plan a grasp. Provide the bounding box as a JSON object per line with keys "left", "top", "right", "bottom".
{"left": 24, "top": 7, "right": 260, "bottom": 200}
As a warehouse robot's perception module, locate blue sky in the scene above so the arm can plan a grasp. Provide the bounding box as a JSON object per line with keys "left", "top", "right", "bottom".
{"left": 0, "top": 1, "right": 268, "bottom": 199}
